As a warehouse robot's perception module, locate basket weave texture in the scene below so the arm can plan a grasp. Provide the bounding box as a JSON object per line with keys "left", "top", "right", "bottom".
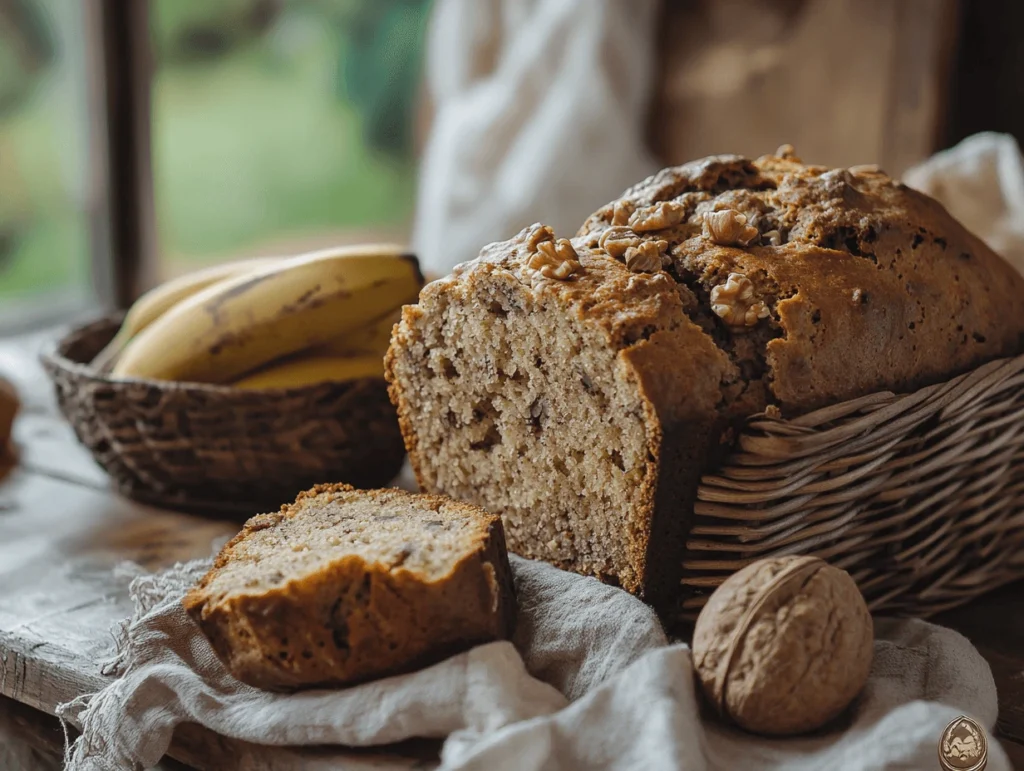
{"left": 41, "top": 316, "right": 407, "bottom": 514}
{"left": 682, "top": 354, "right": 1024, "bottom": 620}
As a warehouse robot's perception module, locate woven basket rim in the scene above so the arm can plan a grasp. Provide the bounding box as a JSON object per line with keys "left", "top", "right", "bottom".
{"left": 40, "top": 313, "right": 387, "bottom": 396}
{"left": 730, "top": 351, "right": 1024, "bottom": 432}
{"left": 681, "top": 348, "right": 1024, "bottom": 620}
{"left": 40, "top": 313, "right": 407, "bottom": 514}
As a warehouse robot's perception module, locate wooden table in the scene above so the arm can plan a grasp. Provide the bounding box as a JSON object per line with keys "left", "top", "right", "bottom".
{"left": 0, "top": 329, "right": 1022, "bottom": 769}
{"left": 0, "top": 331, "right": 428, "bottom": 769}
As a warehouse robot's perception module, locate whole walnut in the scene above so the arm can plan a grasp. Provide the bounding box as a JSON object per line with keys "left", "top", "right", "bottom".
{"left": 692, "top": 555, "right": 873, "bottom": 736}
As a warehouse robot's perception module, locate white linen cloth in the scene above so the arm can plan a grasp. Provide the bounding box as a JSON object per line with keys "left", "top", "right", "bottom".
{"left": 411, "top": 0, "right": 660, "bottom": 277}
{"left": 58, "top": 554, "right": 1011, "bottom": 771}
{"left": 905, "top": 131, "right": 1024, "bottom": 275}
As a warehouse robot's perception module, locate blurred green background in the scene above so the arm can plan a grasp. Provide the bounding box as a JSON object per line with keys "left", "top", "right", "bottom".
{"left": 0, "top": 0, "right": 430, "bottom": 301}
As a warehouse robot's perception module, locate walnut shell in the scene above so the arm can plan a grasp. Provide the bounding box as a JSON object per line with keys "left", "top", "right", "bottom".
{"left": 692, "top": 555, "right": 873, "bottom": 736}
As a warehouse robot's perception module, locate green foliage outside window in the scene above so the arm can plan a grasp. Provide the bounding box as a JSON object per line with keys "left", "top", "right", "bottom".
{"left": 0, "top": 0, "right": 431, "bottom": 299}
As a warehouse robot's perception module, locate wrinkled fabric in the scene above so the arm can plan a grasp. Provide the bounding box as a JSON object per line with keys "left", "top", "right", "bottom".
{"left": 411, "top": 0, "right": 660, "bottom": 277}
{"left": 59, "top": 555, "right": 1009, "bottom": 771}
{"left": 442, "top": 619, "right": 1010, "bottom": 771}
{"left": 905, "top": 131, "right": 1024, "bottom": 274}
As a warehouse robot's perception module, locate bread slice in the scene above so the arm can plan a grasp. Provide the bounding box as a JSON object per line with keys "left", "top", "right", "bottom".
{"left": 385, "top": 150, "right": 1024, "bottom": 616}
{"left": 183, "top": 483, "right": 516, "bottom": 691}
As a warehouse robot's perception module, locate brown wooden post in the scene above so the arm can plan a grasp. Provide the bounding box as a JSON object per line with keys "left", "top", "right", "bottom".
{"left": 83, "top": 0, "right": 155, "bottom": 310}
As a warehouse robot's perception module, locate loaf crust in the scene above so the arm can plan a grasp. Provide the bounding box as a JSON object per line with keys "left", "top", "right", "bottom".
{"left": 387, "top": 237, "right": 729, "bottom": 607}
{"left": 578, "top": 151, "right": 1024, "bottom": 413}
{"left": 386, "top": 150, "right": 1024, "bottom": 613}
{"left": 184, "top": 484, "right": 516, "bottom": 691}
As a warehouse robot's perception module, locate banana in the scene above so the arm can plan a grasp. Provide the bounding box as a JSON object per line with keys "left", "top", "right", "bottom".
{"left": 313, "top": 308, "right": 399, "bottom": 358}
{"left": 230, "top": 353, "right": 384, "bottom": 390}
{"left": 112, "top": 244, "right": 422, "bottom": 384}
{"left": 91, "top": 256, "right": 279, "bottom": 371}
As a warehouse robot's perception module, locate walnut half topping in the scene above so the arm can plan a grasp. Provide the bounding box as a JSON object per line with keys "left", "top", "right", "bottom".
{"left": 598, "top": 226, "right": 641, "bottom": 259}
{"left": 710, "top": 273, "right": 770, "bottom": 327}
{"left": 702, "top": 209, "right": 760, "bottom": 247}
{"left": 523, "top": 229, "right": 580, "bottom": 286}
{"left": 611, "top": 199, "right": 636, "bottom": 226}
{"left": 776, "top": 143, "right": 800, "bottom": 160}
{"left": 629, "top": 201, "right": 685, "bottom": 232}
{"left": 524, "top": 223, "right": 556, "bottom": 251}
{"left": 624, "top": 240, "right": 666, "bottom": 273}
{"left": 598, "top": 226, "right": 667, "bottom": 272}
{"left": 848, "top": 164, "right": 884, "bottom": 175}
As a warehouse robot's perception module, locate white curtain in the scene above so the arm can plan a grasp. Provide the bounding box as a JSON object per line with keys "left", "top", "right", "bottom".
{"left": 413, "top": 0, "right": 661, "bottom": 277}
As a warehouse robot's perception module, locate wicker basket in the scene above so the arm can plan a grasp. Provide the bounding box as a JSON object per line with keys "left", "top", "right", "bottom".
{"left": 41, "top": 315, "right": 407, "bottom": 515}
{"left": 682, "top": 354, "right": 1024, "bottom": 620}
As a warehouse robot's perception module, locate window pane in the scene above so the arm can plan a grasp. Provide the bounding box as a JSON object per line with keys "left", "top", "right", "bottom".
{"left": 149, "top": 0, "right": 429, "bottom": 279}
{"left": 0, "top": 0, "right": 93, "bottom": 324}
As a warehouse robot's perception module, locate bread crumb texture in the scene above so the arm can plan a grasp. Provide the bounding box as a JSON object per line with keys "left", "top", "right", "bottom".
{"left": 183, "top": 483, "right": 516, "bottom": 691}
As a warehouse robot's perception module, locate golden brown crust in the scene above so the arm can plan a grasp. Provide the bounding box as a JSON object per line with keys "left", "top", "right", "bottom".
{"left": 183, "top": 484, "right": 516, "bottom": 691}
{"left": 406, "top": 226, "right": 737, "bottom": 425}
{"left": 579, "top": 151, "right": 1024, "bottom": 413}
{"left": 385, "top": 149, "right": 1024, "bottom": 612}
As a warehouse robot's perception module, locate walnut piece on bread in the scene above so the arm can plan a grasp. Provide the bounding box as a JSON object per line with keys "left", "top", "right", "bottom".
{"left": 611, "top": 199, "right": 636, "bottom": 226}
{"left": 522, "top": 226, "right": 580, "bottom": 285}
{"left": 624, "top": 241, "right": 666, "bottom": 273}
{"left": 598, "top": 226, "right": 641, "bottom": 259}
{"left": 630, "top": 201, "right": 686, "bottom": 232}
{"left": 702, "top": 209, "right": 760, "bottom": 247}
{"left": 598, "top": 227, "right": 667, "bottom": 273}
{"left": 710, "top": 273, "right": 770, "bottom": 327}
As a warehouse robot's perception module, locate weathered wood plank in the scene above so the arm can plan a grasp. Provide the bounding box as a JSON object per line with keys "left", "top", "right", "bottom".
{"left": 0, "top": 468, "right": 236, "bottom": 715}
{"left": 14, "top": 411, "right": 111, "bottom": 491}
{"left": 0, "top": 695, "right": 191, "bottom": 770}
{"left": 651, "top": 0, "right": 958, "bottom": 176}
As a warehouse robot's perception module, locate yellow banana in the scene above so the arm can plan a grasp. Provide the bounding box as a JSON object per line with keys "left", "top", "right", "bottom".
{"left": 112, "top": 244, "right": 422, "bottom": 384}
{"left": 231, "top": 353, "right": 384, "bottom": 390}
{"left": 91, "top": 256, "right": 279, "bottom": 370}
{"left": 313, "top": 308, "right": 399, "bottom": 357}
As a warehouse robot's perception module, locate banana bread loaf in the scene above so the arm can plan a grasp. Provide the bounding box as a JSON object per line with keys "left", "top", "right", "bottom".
{"left": 385, "top": 147, "right": 1024, "bottom": 613}
{"left": 184, "top": 483, "right": 516, "bottom": 690}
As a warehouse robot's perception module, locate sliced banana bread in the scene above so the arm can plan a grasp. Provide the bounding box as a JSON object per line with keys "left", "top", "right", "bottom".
{"left": 385, "top": 148, "right": 1024, "bottom": 614}
{"left": 184, "top": 484, "right": 516, "bottom": 691}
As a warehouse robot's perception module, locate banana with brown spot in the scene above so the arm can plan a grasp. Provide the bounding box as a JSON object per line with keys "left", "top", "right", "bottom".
{"left": 112, "top": 244, "right": 422, "bottom": 384}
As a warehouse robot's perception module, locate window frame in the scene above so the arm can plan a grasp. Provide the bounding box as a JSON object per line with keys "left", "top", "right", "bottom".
{"left": 85, "top": 0, "right": 156, "bottom": 310}
{"left": 0, "top": 0, "right": 152, "bottom": 332}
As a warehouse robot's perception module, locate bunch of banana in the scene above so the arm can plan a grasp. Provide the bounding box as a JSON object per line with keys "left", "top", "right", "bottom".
{"left": 103, "top": 244, "right": 422, "bottom": 390}
{"left": 92, "top": 256, "right": 279, "bottom": 370}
